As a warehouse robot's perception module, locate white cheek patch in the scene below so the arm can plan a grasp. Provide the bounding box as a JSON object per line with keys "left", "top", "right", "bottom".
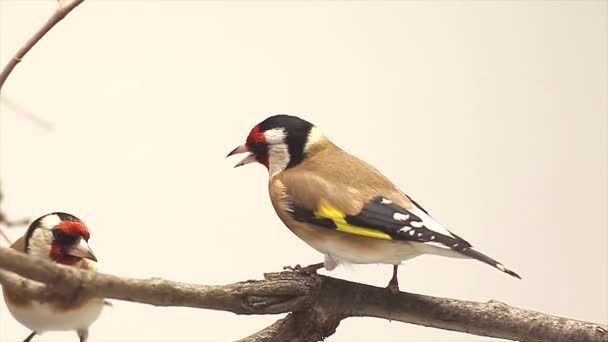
{"left": 264, "top": 128, "right": 287, "bottom": 144}
{"left": 39, "top": 214, "right": 61, "bottom": 229}
{"left": 264, "top": 128, "right": 291, "bottom": 176}
{"left": 28, "top": 228, "right": 54, "bottom": 259}
{"left": 268, "top": 143, "right": 290, "bottom": 176}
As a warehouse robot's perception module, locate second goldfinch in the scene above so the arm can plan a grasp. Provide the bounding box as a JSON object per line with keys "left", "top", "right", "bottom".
{"left": 228, "top": 114, "right": 520, "bottom": 291}
{"left": 2, "top": 212, "right": 104, "bottom": 342}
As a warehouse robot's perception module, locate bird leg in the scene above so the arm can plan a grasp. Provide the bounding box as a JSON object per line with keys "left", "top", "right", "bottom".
{"left": 387, "top": 265, "right": 400, "bottom": 293}
{"left": 283, "top": 262, "right": 324, "bottom": 274}
{"left": 77, "top": 329, "right": 88, "bottom": 342}
{"left": 22, "top": 331, "right": 36, "bottom": 342}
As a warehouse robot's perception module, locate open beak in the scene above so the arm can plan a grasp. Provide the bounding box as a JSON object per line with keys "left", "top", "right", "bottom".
{"left": 227, "top": 144, "right": 256, "bottom": 168}
{"left": 66, "top": 238, "right": 97, "bottom": 262}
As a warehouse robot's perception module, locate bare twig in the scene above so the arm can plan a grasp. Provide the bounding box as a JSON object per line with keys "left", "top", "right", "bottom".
{"left": 0, "top": 0, "right": 86, "bottom": 92}
{"left": 0, "top": 2, "right": 605, "bottom": 341}
{"left": 0, "top": 228, "right": 12, "bottom": 245}
{"left": 0, "top": 247, "right": 310, "bottom": 313}
{"left": 0, "top": 247, "right": 605, "bottom": 342}
{"left": 0, "top": 95, "right": 53, "bottom": 130}
{"left": 0, "top": 0, "right": 70, "bottom": 247}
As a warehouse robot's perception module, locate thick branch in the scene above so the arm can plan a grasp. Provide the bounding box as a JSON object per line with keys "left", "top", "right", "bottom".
{"left": 0, "top": 0, "right": 85, "bottom": 92}
{"left": 0, "top": 248, "right": 606, "bottom": 342}
{"left": 0, "top": 248, "right": 310, "bottom": 314}
{"left": 239, "top": 273, "right": 343, "bottom": 342}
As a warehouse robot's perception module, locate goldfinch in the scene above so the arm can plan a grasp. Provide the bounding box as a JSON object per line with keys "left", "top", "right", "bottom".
{"left": 228, "top": 114, "right": 520, "bottom": 292}
{"left": 2, "top": 212, "right": 104, "bottom": 342}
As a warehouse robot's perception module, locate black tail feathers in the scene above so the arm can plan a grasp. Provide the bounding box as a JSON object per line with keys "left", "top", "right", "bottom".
{"left": 459, "top": 247, "right": 521, "bottom": 279}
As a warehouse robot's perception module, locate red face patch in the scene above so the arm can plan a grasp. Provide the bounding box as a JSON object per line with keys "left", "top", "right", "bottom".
{"left": 245, "top": 124, "right": 270, "bottom": 169}
{"left": 49, "top": 220, "right": 90, "bottom": 265}
{"left": 57, "top": 220, "right": 90, "bottom": 241}
{"left": 246, "top": 125, "right": 266, "bottom": 145}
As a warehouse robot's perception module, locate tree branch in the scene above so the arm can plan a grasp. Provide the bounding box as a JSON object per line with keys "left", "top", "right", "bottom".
{"left": 0, "top": 3, "right": 605, "bottom": 341}
{"left": 0, "top": 95, "right": 54, "bottom": 130}
{"left": 0, "top": 0, "right": 85, "bottom": 92}
{"left": 0, "top": 247, "right": 605, "bottom": 342}
{"left": 0, "top": 248, "right": 310, "bottom": 314}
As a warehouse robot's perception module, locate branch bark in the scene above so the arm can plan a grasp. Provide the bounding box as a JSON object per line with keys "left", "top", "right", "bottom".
{"left": 0, "top": 247, "right": 605, "bottom": 342}
{"left": 0, "top": 0, "right": 85, "bottom": 92}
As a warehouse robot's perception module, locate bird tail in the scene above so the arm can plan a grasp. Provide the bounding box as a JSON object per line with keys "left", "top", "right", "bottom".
{"left": 459, "top": 247, "right": 521, "bottom": 279}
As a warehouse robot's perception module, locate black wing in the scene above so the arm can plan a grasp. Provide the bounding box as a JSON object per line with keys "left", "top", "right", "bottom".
{"left": 288, "top": 195, "right": 521, "bottom": 279}
{"left": 343, "top": 196, "right": 472, "bottom": 248}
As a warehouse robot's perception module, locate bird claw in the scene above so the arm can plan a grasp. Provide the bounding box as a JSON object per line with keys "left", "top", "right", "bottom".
{"left": 283, "top": 263, "right": 323, "bottom": 275}
{"left": 387, "top": 279, "right": 400, "bottom": 294}
{"left": 283, "top": 264, "right": 303, "bottom": 272}
{"left": 387, "top": 284, "right": 400, "bottom": 294}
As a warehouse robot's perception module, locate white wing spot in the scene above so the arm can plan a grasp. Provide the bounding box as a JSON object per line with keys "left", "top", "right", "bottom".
{"left": 410, "top": 221, "right": 424, "bottom": 228}
{"left": 409, "top": 230, "right": 415, "bottom": 236}
{"left": 410, "top": 208, "right": 456, "bottom": 238}
{"left": 393, "top": 213, "right": 410, "bottom": 221}
{"left": 453, "top": 243, "right": 459, "bottom": 247}
{"left": 398, "top": 226, "right": 411, "bottom": 233}
{"left": 417, "top": 233, "right": 422, "bottom": 237}
{"left": 381, "top": 198, "right": 392, "bottom": 204}
{"left": 430, "top": 235, "right": 435, "bottom": 240}
{"left": 496, "top": 264, "right": 506, "bottom": 271}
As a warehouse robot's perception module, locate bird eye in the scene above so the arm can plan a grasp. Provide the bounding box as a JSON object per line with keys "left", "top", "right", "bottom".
{"left": 52, "top": 230, "right": 77, "bottom": 245}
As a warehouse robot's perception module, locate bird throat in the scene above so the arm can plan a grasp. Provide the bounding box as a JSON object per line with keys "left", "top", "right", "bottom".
{"left": 268, "top": 143, "right": 290, "bottom": 176}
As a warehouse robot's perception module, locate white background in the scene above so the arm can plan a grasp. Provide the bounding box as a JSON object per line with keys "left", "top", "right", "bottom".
{"left": 1, "top": 1, "right": 606, "bottom": 341}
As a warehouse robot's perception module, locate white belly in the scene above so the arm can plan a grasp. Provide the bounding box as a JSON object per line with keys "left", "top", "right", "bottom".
{"left": 5, "top": 297, "right": 104, "bottom": 333}
{"left": 289, "top": 223, "right": 423, "bottom": 266}
{"left": 318, "top": 236, "right": 423, "bottom": 266}
{"left": 289, "top": 222, "right": 467, "bottom": 269}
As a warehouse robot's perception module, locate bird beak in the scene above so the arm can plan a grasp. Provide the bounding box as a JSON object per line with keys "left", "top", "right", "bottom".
{"left": 66, "top": 238, "right": 97, "bottom": 262}
{"left": 227, "top": 144, "right": 256, "bottom": 168}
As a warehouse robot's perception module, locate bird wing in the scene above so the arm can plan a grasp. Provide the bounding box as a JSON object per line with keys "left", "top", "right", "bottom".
{"left": 9, "top": 235, "right": 26, "bottom": 251}
{"left": 278, "top": 170, "right": 521, "bottom": 278}
{"left": 279, "top": 170, "right": 467, "bottom": 246}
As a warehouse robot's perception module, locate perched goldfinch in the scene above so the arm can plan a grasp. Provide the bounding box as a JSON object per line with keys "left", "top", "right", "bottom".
{"left": 2, "top": 212, "right": 104, "bottom": 342}
{"left": 228, "top": 115, "right": 520, "bottom": 292}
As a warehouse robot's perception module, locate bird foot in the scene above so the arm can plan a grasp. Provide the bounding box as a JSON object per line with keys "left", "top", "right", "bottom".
{"left": 283, "top": 264, "right": 303, "bottom": 272}
{"left": 283, "top": 262, "right": 324, "bottom": 275}
{"left": 386, "top": 278, "right": 400, "bottom": 294}
{"left": 386, "top": 264, "right": 400, "bottom": 294}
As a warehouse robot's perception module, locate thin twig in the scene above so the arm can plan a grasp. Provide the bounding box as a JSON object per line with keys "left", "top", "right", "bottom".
{"left": 0, "top": 0, "right": 86, "bottom": 92}
{"left": 0, "top": 95, "right": 53, "bottom": 130}
{"left": 0, "top": 228, "right": 12, "bottom": 245}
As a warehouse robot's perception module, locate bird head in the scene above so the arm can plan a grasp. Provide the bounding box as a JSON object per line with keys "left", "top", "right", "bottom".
{"left": 227, "top": 115, "right": 325, "bottom": 175}
{"left": 25, "top": 212, "right": 97, "bottom": 265}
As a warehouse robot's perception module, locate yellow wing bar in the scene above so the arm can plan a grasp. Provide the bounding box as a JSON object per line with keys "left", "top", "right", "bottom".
{"left": 315, "top": 204, "right": 392, "bottom": 240}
